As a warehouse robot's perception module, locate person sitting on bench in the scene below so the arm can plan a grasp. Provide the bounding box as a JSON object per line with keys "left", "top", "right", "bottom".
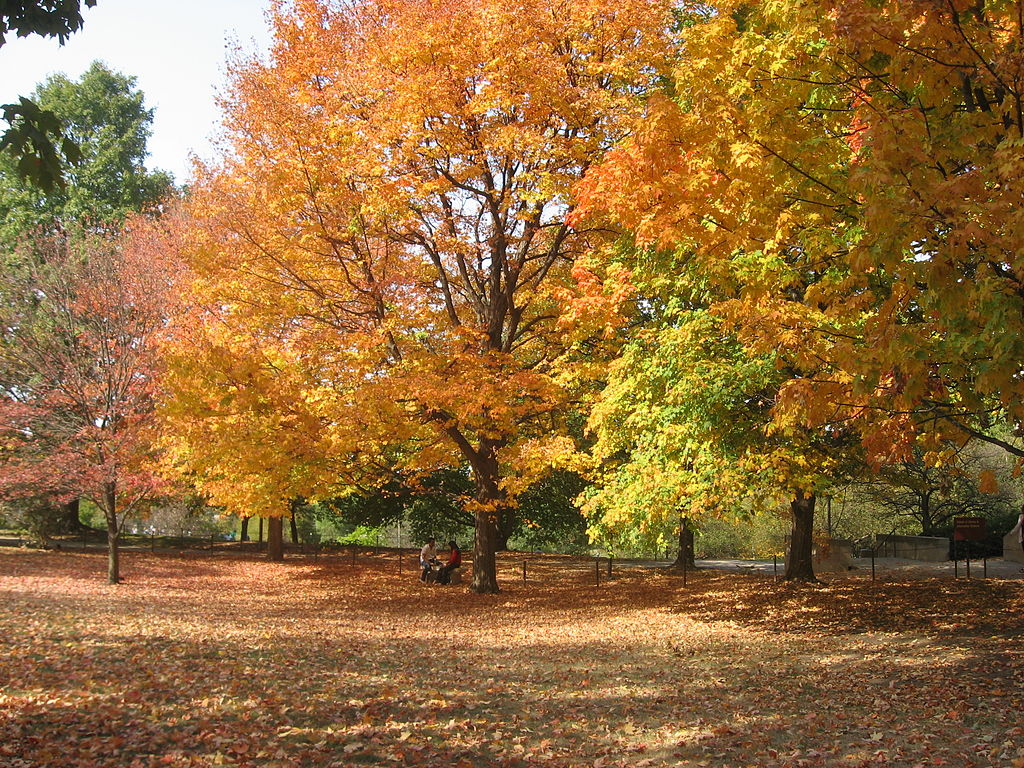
{"left": 436, "top": 540, "right": 461, "bottom": 584}
{"left": 419, "top": 538, "right": 438, "bottom": 582}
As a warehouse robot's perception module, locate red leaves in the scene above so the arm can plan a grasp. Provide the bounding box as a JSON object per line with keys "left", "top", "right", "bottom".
{"left": 0, "top": 223, "right": 176, "bottom": 521}
{"left": 1, "top": 549, "right": 1022, "bottom": 767}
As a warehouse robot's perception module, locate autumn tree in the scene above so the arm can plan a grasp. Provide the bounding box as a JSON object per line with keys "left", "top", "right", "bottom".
{"left": 0, "top": 221, "right": 176, "bottom": 583}
{"left": 163, "top": 0, "right": 673, "bottom": 591}
{"left": 158, "top": 312, "right": 332, "bottom": 562}
{"left": 579, "top": 297, "right": 850, "bottom": 580}
{"left": 0, "top": 62, "right": 173, "bottom": 536}
{"left": 574, "top": 1, "right": 1024, "bottom": 560}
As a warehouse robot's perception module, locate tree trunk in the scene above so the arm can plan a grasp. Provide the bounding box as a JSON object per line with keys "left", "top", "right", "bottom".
{"left": 784, "top": 491, "right": 817, "bottom": 582}
{"left": 240, "top": 515, "right": 251, "bottom": 541}
{"left": 672, "top": 516, "right": 695, "bottom": 569}
{"left": 267, "top": 516, "right": 284, "bottom": 561}
{"left": 920, "top": 492, "right": 933, "bottom": 536}
{"left": 103, "top": 483, "right": 120, "bottom": 585}
{"left": 472, "top": 507, "right": 500, "bottom": 593}
{"left": 258, "top": 517, "right": 264, "bottom": 547}
{"left": 495, "top": 512, "right": 514, "bottom": 552}
{"left": 55, "top": 498, "right": 83, "bottom": 534}
{"left": 469, "top": 440, "right": 502, "bottom": 594}
{"left": 289, "top": 504, "right": 299, "bottom": 544}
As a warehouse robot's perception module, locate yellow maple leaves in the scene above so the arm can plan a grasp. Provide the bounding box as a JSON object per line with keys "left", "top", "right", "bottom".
{"left": 577, "top": 0, "right": 1024, "bottom": 475}
{"left": 158, "top": 0, "right": 675, "bottom": 588}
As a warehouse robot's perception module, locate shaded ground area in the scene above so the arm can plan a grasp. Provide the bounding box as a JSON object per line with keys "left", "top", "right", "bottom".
{"left": 692, "top": 555, "right": 1024, "bottom": 580}
{"left": 1, "top": 549, "right": 1023, "bottom": 767}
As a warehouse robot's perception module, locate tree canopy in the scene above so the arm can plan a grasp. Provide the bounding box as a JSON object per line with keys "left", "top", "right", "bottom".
{"left": 575, "top": 0, "right": 1024, "bottom": 513}
{"left": 160, "top": 0, "right": 674, "bottom": 592}
{"left": 0, "top": 61, "right": 173, "bottom": 244}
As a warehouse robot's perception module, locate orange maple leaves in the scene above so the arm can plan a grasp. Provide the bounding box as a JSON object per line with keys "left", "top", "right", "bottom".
{"left": 576, "top": 0, "right": 1024, "bottom": 469}
{"left": 158, "top": 0, "right": 675, "bottom": 589}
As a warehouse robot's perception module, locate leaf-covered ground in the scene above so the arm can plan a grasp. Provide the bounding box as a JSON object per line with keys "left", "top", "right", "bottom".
{"left": 2, "top": 549, "right": 1023, "bottom": 768}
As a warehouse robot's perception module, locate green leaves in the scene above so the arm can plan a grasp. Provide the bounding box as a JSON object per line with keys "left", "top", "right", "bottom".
{"left": 0, "top": 62, "right": 174, "bottom": 245}
{"left": 0, "top": 1, "right": 99, "bottom": 192}
{"left": 0, "top": 0, "right": 96, "bottom": 46}
{"left": 0, "top": 97, "right": 78, "bottom": 193}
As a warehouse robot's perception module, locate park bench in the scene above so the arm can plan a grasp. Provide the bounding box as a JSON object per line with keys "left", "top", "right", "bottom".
{"left": 424, "top": 562, "right": 461, "bottom": 585}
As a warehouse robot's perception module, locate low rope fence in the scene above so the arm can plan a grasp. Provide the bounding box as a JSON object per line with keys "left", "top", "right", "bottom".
{"left": 1, "top": 532, "right": 1009, "bottom": 584}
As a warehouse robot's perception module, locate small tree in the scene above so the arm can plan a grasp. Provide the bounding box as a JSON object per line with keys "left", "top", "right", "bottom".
{"left": 842, "top": 442, "right": 1019, "bottom": 537}
{"left": 579, "top": 305, "right": 855, "bottom": 582}
{"left": 0, "top": 221, "right": 175, "bottom": 582}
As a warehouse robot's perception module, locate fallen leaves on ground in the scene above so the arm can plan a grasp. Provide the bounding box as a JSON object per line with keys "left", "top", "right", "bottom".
{"left": 1, "top": 549, "right": 1022, "bottom": 767}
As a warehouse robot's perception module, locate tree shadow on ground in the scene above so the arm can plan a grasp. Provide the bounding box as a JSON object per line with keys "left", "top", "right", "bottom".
{"left": 654, "top": 570, "right": 1024, "bottom": 636}
{"left": 2, "top": 581, "right": 1020, "bottom": 768}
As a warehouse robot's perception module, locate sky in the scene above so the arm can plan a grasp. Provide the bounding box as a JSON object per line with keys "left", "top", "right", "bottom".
{"left": 0, "top": 0, "right": 276, "bottom": 183}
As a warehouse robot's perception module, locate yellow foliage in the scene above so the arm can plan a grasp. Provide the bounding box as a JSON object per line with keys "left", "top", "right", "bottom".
{"left": 159, "top": 0, "right": 674, "bottom": 521}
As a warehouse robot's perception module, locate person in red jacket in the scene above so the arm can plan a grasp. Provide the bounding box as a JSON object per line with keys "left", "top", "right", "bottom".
{"left": 437, "top": 540, "right": 461, "bottom": 584}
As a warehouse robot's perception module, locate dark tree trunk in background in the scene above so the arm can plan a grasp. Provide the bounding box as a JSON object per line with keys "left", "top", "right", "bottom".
{"left": 289, "top": 504, "right": 299, "bottom": 544}
{"left": 495, "top": 516, "right": 512, "bottom": 552}
{"left": 784, "top": 491, "right": 817, "bottom": 582}
{"left": 55, "top": 498, "right": 83, "bottom": 533}
{"left": 672, "top": 516, "right": 695, "bottom": 568}
{"left": 240, "top": 515, "right": 251, "bottom": 541}
{"left": 920, "top": 492, "right": 934, "bottom": 536}
{"left": 267, "top": 516, "right": 284, "bottom": 561}
{"left": 258, "top": 517, "right": 264, "bottom": 547}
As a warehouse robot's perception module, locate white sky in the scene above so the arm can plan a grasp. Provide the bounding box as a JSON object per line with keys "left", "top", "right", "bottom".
{"left": 0, "top": 0, "right": 275, "bottom": 184}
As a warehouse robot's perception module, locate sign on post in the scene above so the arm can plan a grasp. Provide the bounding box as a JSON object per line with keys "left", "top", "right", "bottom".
{"left": 953, "top": 516, "right": 986, "bottom": 541}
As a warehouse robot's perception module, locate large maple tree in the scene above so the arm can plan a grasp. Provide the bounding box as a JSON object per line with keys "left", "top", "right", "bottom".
{"left": 575, "top": 0, "right": 1024, "bottom": 555}
{"left": 164, "top": 0, "right": 673, "bottom": 591}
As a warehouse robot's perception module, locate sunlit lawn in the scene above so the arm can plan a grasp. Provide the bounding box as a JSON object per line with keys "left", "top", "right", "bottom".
{"left": 2, "top": 548, "right": 1022, "bottom": 768}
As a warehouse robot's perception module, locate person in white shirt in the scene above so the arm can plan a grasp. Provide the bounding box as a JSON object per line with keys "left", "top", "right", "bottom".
{"left": 1018, "top": 506, "right": 1024, "bottom": 555}
{"left": 420, "top": 538, "right": 438, "bottom": 582}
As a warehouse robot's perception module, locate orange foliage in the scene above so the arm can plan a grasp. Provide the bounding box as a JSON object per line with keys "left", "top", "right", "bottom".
{"left": 576, "top": 0, "right": 1024, "bottom": 465}
{"left": 2, "top": 548, "right": 1024, "bottom": 767}
{"left": 160, "top": 0, "right": 673, "bottom": 591}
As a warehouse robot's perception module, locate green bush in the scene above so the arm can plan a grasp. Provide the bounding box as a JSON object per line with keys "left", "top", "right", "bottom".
{"left": 693, "top": 512, "right": 789, "bottom": 559}
{"left": 334, "top": 525, "right": 388, "bottom": 547}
